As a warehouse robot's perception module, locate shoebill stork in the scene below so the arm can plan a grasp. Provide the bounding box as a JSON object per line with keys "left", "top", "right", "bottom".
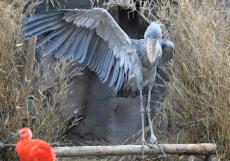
{"left": 21, "top": 8, "right": 175, "bottom": 158}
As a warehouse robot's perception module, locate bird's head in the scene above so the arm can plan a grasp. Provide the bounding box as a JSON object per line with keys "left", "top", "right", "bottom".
{"left": 3, "top": 128, "right": 33, "bottom": 144}
{"left": 144, "top": 22, "right": 163, "bottom": 64}
{"left": 19, "top": 128, "right": 33, "bottom": 140}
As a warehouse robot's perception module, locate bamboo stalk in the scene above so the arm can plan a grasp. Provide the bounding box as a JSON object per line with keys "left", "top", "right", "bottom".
{"left": 54, "top": 144, "right": 216, "bottom": 157}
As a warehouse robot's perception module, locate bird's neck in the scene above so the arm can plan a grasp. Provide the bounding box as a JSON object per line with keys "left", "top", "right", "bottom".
{"left": 19, "top": 137, "right": 32, "bottom": 143}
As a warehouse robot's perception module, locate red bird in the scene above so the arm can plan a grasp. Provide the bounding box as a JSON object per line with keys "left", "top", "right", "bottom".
{"left": 16, "top": 128, "right": 56, "bottom": 161}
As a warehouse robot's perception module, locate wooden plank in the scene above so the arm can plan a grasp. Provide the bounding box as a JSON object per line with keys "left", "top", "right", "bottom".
{"left": 54, "top": 143, "right": 216, "bottom": 157}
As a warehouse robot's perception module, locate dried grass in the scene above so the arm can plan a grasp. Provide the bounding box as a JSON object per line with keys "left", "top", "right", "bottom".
{"left": 154, "top": 0, "right": 230, "bottom": 160}
{"left": 29, "top": 58, "right": 74, "bottom": 143}
{"left": 0, "top": 0, "right": 26, "bottom": 160}
{"left": 0, "top": 0, "right": 76, "bottom": 160}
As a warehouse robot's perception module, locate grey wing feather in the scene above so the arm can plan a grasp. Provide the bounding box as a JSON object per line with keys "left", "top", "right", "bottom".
{"left": 102, "top": 54, "right": 114, "bottom": 83}
{"left": 43, "top": 25, "right": 75, "bottom": 55}
{"left": 74, "top": 29, "right": 92, "bottom": 61}
{"left": 97, "top": 46, "right": 109, "bottom": 77}
{"left": 91, "top": 40, "right": 104, "bottom": 71}
{"left": 100, "top": 51, "right": 113, "bottom": 82}
{"left": 22, "top": 8, "right": 135, "bottom": 90}
{"left": 69, "top": 29, "right": 86, "bottom": 59}
{"left": 22, "top": 11, "right": 62, "bottom": 25}
{"left": 55, "top": 28, "right": 80, "bottom": 57}
{"left": 84, "top": 36, "right": 101, "bottom": 66}
{"left": 23, "top": 16, "right": 62, "bottom": 31}
{"left": 22, "top": 8, "right": 134, "bottom": 90}
{"left": 109, "top": 61, "right": 120, "bottom": 87}
{"left": 78, "top": 31, "right": 95, "bottom": 63}
{"left": 36, "top": 25, "right": 71, "bottom": 48}
{"left": 116, "top": 69, "right": 124, "bottom": 90}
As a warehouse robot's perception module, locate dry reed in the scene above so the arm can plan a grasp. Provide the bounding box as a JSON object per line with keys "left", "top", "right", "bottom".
{"left": 0, "top": 0, "right": 77, "bottom": 160}
{"left": 154, "top": 0, "right": 230, "bottom": 160}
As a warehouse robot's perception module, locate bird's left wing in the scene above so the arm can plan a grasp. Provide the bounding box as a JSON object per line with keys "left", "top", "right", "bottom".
{"left": 22, "top": 8, "right": 135, "bottom": 90}
{"left": 158, "top": 39, "right": 175, "bottom": 67}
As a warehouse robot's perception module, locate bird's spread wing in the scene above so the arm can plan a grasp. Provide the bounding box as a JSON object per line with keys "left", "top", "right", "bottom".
{"left": 22, "top": 8, "right": 134, "bottom": 90}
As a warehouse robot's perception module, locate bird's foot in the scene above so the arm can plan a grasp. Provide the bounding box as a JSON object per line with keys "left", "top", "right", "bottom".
{"left": 147, "top": 137, "right": 166, "bottom": 157}
{"left": 150, "top": 135, "right": 157, "bottom": 144}
{"left": 146, "top": 136, "right": 158, "bottom": 149}
{"left": 140, "top": 140, "right": 145, "bottom": 160}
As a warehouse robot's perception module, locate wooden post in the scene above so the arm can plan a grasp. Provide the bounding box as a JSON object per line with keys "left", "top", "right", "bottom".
{"left": 54, "top": 144, "right": 216, "bottom": 157}
{"left": 24, "top": 36, "right": 37, "bottom": 127}
{"left": 24, "top": 36, "right": 37, "bottom": 84}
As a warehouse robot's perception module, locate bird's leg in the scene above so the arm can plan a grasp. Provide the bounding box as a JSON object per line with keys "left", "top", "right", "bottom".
{"left": 135, "top": 61, "right": 145, "bottom": 159}
{"left": 146, "top": 85, "right": 157, "bottom": 143}
{"left": 139, "top": 89, "right": 145, "bottom": 160}
{"left": 146, "top": 67, "right": 157, "bottom": 144}
{"left": 146, "top": 68, "right": 166, "bottom": 156}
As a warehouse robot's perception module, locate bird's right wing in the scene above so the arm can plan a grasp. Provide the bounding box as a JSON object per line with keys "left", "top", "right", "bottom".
{"left": 22, "top": 8, "right": 135, "bottom": 90}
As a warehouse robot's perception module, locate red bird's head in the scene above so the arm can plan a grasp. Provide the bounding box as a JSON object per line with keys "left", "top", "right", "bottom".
{"left": 3, "top": 128, "right": 33, "bottom": 143}
{"left": 19, "top": 128, "right": 33, "bottom": 140}
{"left": 16, "top": 128, "right": 56, "bottom": 161}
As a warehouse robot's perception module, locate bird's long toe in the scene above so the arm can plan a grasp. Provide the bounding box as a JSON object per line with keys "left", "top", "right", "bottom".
{"left": 149, "top": 135, "right": 157, "bottom": 144}
{"left": 147, "top": 137, "right": 158, "bottom": 148}
{"left": 147, "top": 138, "right": 167, "bottom": 157}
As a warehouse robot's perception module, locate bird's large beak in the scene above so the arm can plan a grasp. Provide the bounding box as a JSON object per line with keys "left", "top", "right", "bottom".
{"left": 146, "top": 38, "right": 158, "bottom": 64}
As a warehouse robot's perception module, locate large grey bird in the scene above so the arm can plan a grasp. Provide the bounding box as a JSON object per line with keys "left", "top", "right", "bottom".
{"left": 22, "top": 8, "right": 174, "bottom": 158}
